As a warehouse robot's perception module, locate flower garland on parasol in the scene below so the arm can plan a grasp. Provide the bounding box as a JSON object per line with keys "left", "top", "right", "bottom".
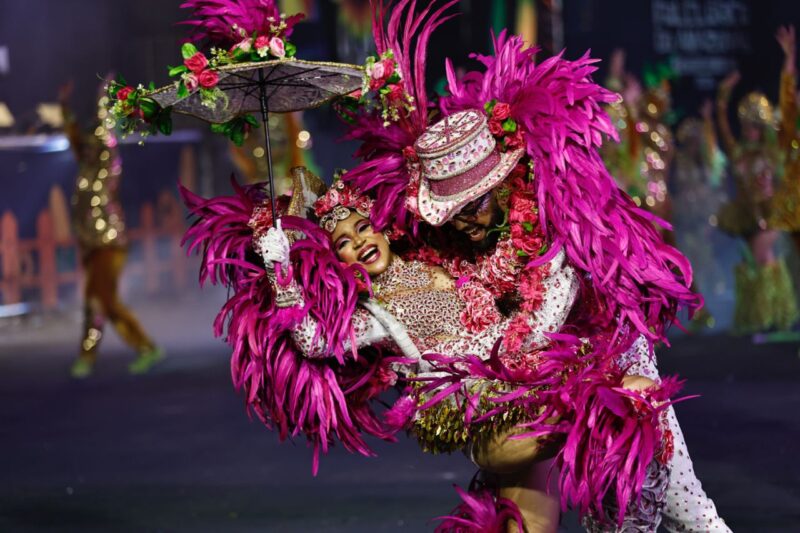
{"left": 104, "top": 0, "right": 364, "bottom": 224}
{"left": 107, "top": 9, "right": 302, "bottom": 144}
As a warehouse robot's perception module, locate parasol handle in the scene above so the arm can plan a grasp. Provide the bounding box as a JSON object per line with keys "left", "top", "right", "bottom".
{"left": 258, "top": 68, "right": 278, "bottom": 227}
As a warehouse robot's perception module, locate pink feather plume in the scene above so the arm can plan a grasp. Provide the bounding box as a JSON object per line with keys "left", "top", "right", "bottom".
{"left": 341, "top": 0, "right": 458, "bottom": 236}
{"left": 179, "top": 0, "right": 304, "bottom": 46}
{"left": 415, "top": 335, "right": 681, "bottom": 526}
{"left": 439, "top": 31, "right": 702, "bottom": 351}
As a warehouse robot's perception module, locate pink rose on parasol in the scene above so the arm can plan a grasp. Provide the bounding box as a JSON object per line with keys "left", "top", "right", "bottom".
{"left": 269, "top": 37, "right": 286, "bottom": 59}
{"left": 184, "top": 73, "right": 199, "bottom": 91}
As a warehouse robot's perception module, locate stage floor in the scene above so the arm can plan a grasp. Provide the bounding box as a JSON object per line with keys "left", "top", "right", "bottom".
{"left": 1, "top": 291, "right": 798, "bottom": 531}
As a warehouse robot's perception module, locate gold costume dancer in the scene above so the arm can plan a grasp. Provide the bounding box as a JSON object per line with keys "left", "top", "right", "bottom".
{"left": 770, "top": 25, "right": 800, "bottom": 253}
{"left": 716, "top": 67, "right": 799, "bottom": 334}
{"left": 60, "top": 81, "right": 162, "bottom": 378}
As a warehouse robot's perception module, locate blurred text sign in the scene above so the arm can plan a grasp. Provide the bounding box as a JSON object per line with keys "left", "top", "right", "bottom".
{"left": 652, "top": 0, "right": 750, "bottom": 90}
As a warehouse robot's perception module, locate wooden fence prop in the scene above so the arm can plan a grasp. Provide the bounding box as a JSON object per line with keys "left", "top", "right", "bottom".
{"left": 0, "top": 188, "right": 194, "bottom": 311}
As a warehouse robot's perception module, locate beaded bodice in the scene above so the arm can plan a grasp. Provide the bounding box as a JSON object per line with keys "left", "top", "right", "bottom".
{"left": 372, "top": 259, "right": 465, "bottom": 350}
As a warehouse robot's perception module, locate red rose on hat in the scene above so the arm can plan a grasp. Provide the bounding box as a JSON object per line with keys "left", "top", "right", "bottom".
{"left": 507, "top": 163, "right": 528, "bottom": 183}
{"left": 488, "top": 118, "right": 504, "bottom": 136}
{"left": 492, "top": 102, "right": 511, "bottom": 120}
{"left": 505, "top": 129, "right": 525, "bottom": 150}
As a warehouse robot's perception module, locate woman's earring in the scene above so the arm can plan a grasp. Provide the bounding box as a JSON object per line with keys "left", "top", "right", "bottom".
{"left": 383, "top": 232, "right": 391, "bottom": 243}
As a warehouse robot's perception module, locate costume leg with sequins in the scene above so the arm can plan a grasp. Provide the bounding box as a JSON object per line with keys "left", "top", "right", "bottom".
{"left": 82, "top": 248, "right": 155, "bottom": 354}
{"left": 620, "top": 338, "right": 731, "bottom": 532}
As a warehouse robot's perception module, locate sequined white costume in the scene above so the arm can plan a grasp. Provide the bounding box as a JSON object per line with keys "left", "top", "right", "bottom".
{"left": 619, "top": 337, "right": 731, "bottom": 532}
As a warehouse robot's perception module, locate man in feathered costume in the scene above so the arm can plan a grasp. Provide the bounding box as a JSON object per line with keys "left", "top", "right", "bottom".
{"left": 340, "top": 3, "right": 730, "bottom": 532}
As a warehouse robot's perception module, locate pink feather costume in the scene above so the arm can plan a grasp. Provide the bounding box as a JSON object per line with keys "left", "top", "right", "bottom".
{"left": 258, "top": 179, "right": 680, "bottom": 529}
{"left": 182, "top": 180, "right": 407, "bottom": 475}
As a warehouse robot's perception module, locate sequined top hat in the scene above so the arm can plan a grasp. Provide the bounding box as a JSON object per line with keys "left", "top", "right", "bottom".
{"left": 415, "top": 109, "right": 524, "bottom": 226}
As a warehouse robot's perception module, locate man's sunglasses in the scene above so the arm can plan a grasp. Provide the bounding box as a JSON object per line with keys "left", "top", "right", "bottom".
{"left": 454, "top": 192, "right": 491, "bottom": 221}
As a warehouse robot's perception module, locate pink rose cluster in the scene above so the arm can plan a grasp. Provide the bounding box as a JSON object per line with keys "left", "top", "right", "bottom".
{"left": 518, "top": 265, "right": 547, "bottom": 314}
{"left": 367, "top": 56, "right": 410, "bottom": 110}
{"left": 313, "top": 180, "right": 374, "bottom": 219}
{"left": 473, "top": 239, "right": 522, "bottom": 298}
{"left": 507, "top": 174, "right": 545, "bottom": 259}
{"left": 184, "top": 52, "right": 219, "bottom": 90}
{"left": 367, "top": 57, "right": 397, "bottom": 91}
{"left": 253, "top": 35, "right": 286, "bottom": 59}
{"left": 485, "top": 100, "right": 525, "bottom": 151}
{"left": 457, "top": 280, "right": 502, "bottom": 333}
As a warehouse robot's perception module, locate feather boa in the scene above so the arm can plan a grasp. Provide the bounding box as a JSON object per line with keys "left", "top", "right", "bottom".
{"left": 181, "top": 182, "right": 396, "bottom": 474}
{"left": 439, "top": 32, "right": 702, "bottom": 350}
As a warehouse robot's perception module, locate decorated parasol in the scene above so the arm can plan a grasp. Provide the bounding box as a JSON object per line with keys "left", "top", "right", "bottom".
{"left": 105, "top": 0, "right": 363, "bottom": 224}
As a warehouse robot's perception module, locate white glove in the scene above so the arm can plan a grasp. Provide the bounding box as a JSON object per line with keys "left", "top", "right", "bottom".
{"left": 257, "top": 218, "right": 291, "bottom": 270}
